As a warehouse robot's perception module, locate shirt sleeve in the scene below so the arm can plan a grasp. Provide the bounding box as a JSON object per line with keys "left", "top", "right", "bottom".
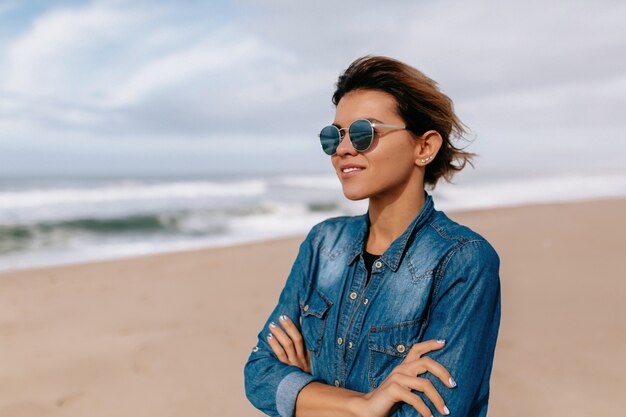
{"left": 244, "top": 226, "right": 322, "bottom": 417}
{"left": 393, "top": 239, "right": 502, "bottom": 417}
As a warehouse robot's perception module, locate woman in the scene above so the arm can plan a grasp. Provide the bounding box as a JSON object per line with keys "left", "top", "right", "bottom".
{"left": 244, "top": 56, "right": 501, "bottom": 417}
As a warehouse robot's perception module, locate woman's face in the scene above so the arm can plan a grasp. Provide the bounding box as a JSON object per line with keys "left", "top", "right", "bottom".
{"left": 331, "top": 89, "right": 421, "bottom": 201}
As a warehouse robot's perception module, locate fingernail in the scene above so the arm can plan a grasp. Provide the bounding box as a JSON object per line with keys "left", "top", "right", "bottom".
{"left": 437, "top": 339, "right": 446, "bottom": 344}
{"left": 269, "top": 322, "right": 277, "bottom": 328}
{"left": 443, "top": 405, "right": 450, "bottom": 415}
{"left": 267, "top": 333, "right": 273, "bottom": 339}
{"left": 449, "top": 376, "right": 457, "bottom": 387}
{"left": 280, "top": 315, "right": 288, "bottom": 322}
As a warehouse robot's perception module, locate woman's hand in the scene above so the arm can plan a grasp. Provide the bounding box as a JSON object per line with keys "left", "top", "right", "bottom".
{"left": 268, "top": 318, "right": 455, "bottom": 417}
{"left": 355, "top": 339, "right": 456, "bottom": 417}
{"left": 267, "top": 314, "right": 311, "bottom": 373}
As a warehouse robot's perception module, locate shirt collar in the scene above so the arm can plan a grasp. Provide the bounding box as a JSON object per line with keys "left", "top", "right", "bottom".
{"left": 346, "top": 192, "right": 435, "bottom": 272}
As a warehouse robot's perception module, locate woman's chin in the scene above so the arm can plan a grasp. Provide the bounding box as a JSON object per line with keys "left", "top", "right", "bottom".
{"left": 341, "top": 186, "right": 370, "bottom": 201}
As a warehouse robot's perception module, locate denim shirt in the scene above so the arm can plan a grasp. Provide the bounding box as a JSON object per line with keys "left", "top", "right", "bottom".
{"left": 244, "top": 194, "right": 501, "bottom": 417}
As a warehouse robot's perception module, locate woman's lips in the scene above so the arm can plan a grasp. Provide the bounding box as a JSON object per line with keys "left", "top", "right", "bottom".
{"left": 339, "top": 166, "right": 365, "bottom": 179}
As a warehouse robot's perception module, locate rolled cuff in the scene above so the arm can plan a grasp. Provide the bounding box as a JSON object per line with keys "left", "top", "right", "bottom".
{"left": 276, "top": 371, "right": 319, "bottom": 417}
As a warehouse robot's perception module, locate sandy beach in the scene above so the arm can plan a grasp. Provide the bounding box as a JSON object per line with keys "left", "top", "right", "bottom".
{"left": 1, "top": 197, "right": 624, "bottom": 417}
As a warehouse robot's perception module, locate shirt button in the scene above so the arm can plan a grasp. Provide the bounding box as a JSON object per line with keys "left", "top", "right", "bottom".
{"left": 349, "top": 292, "right": 357, "bottom": 300}
{"left": 348, "top": 341, "right": 353, "bottom": 349}
{"left": 396, "top": 344, "right": 406, "bottom": 353}
{"left": 337, "top": 337, "right": 343, "bottom": 345}
{"left": 303, "top": 304, "right": 309, "bottom": 312}
{"left": 363, "top": 298, "right": 369, "bottom": 305}
{"left": 375, "top": 260, "right": 383, "bottom": 268}
{"left": 334, "top": 380, "right": 340, "bottom": 387}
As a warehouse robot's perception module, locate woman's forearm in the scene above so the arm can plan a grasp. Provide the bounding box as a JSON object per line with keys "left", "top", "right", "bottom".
{"left": 295, "top": 382, "right": 365, "bottom": 417}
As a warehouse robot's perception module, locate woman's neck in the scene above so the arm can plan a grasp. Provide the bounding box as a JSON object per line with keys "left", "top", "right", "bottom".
{"left": 366, "top": 182, "right": 425, "bottom": 255}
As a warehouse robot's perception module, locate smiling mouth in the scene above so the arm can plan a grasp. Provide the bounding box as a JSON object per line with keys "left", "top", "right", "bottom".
{"left": 342, "top": 167, "right": 364, "bottom": 173}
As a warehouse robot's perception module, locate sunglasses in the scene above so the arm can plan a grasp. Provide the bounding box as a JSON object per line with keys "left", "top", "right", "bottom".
{"left": 318, "top": 119, "right": 406, "bottom": 155}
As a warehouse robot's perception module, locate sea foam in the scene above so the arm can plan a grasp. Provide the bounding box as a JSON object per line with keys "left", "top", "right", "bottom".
{"left": 0, "top": 172, "right": 624, "bottom": 272}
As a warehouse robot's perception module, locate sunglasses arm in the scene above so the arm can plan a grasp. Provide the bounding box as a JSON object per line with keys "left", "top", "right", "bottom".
{"left": 370, "top": 123, "right": 406, "bottom": 129}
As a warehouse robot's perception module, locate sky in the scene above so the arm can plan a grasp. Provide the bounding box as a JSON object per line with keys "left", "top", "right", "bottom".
{"left": 0, "top": 0, "right": 625, "bottom": 178}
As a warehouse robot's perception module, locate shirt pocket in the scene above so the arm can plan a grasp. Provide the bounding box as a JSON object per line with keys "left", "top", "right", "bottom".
{"left": 300, "top": 288, "right": 333, "bottom": 356}
{"left": 367, "top": 319, "right": 423, "bottom": 389}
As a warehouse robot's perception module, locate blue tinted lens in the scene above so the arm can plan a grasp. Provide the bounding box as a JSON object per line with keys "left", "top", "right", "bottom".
{"left": 320, "top": 125, "right": 340, "bottom": 155}
{"left": 348, "top": 119, "right": 373, "bottom": 151}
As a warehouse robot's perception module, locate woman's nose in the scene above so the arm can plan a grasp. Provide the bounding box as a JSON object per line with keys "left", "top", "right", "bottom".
{"left": 335, "top": 132, "right": 357, "bottom": 156}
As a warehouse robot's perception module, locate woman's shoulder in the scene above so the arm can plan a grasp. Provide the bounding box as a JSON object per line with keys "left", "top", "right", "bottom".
{"left": 421, "top": 211, "right": 500, "bottom": 285}
{"left": 422, "top": 210, "right": 499, "bottom": 261}
{"left": 428, "top": 209, "right": 491, "bottom": 244}
{"left": 307, "top": 213, "right": 367, "bottom": 237}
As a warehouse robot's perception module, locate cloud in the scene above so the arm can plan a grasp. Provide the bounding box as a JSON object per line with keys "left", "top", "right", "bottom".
{"left": 0, "top": 1, "right": 16, "bottom": 15}
{"left": 3, "top": 2, "right": 144, "bottom": 97}
{"left": 0, "top": 0, "right": 625, "bottom": 176}
{"left": 105, "top": 36, "right": 290, "bottom": 107}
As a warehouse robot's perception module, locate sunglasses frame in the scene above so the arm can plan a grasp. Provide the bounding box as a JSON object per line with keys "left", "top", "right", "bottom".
{"left": 319, "top": 118, "right": 406, "bottom": 155}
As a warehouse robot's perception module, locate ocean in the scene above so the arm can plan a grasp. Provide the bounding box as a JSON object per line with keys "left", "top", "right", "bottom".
{"left": 1, "top": 171, "right": 625, "bottom": 272}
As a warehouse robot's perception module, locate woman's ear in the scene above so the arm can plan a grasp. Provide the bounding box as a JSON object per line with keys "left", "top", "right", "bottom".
{"left": 414, "top": 130, "right": 443, "bottom": 167}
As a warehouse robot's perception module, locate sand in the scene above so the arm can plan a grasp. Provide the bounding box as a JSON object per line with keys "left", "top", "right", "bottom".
{"left": 1, "top": 198, "right": 624, "bottom": 417}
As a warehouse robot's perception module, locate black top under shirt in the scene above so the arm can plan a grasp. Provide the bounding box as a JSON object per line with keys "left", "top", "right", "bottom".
{"left": 363, "top": 250, "right": 381, "bottom": 287}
